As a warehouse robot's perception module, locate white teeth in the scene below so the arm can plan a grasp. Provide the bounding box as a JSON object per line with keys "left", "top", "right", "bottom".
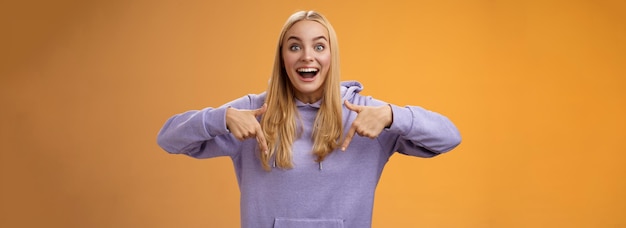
{"left": 297, "top": 68, "right": 318, "bottom": 73}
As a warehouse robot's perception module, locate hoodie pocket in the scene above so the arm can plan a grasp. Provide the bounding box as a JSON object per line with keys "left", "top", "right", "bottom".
{"left": 273, "top": 217, "right": 344, "bottom": 228}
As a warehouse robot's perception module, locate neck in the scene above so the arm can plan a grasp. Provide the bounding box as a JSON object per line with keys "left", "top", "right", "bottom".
{"left": 294, "top": 93, "right": 322, "bottom": 104}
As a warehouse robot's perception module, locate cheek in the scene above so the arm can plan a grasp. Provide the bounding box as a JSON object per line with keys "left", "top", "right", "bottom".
{"left": 319, "top": 53, "right": 331, "bottom": 70}
{"left": 282, "top": 52, "right": 297, "bottom": 70}
{"left": 321, "top": 50, "right": 331, "bottom": 62}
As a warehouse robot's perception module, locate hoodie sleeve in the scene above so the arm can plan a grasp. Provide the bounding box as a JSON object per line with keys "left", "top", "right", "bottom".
{"left": 156, "top": 94, "right": 259, "bottom": 159}
{"left": 341, "top": 81, "right": 460, "bottom": 158}
{"left": 383, "top": 104, "right": 461, "bottom": 157}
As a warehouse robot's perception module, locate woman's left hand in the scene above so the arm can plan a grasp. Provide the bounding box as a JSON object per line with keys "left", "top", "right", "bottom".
{"left": 341, "top": 100, "right": 393, "bottom": 151}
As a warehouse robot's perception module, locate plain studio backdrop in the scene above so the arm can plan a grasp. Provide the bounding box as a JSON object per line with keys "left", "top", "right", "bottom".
{"left": 1, "top": 0, "right": 624, "bottom": 227}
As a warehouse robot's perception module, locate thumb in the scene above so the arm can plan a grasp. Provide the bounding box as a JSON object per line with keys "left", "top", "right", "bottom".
{"left": 254, "top": 103, "right": 268, "bottom": 116}
{"left": 344, "top": 100, "right": 361, "bottom": 113}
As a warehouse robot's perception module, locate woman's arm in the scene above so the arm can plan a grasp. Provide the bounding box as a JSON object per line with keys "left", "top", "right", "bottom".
{"left": 384, "top": 104, "right": 461, "bottom": 157}
{"left": 156, "top": 94, "right": 263, "bottom": 158}
{"left": 344, "top": 93, "right": 461, "bottom": 157}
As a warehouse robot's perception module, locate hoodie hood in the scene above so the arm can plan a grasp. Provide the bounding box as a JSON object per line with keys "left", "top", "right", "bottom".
{"left": 340, "top": 80, "right": 363, "bottom": 101}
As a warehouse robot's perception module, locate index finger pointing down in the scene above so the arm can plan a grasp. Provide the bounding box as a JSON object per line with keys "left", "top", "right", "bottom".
{"left": 256, "top": 127, "right": 268, "bottom": 154}
{"left": 341, "top": 126, "right": 357, "bottom": 151}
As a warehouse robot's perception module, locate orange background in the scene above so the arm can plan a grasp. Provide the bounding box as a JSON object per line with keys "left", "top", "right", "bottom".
{"left": 1, "top": 0, "right": 625, "bottom": 227}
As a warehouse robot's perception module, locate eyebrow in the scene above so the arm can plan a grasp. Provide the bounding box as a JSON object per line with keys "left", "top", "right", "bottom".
{"left": 286, "top": 35, "right": 328, "bottom": 42}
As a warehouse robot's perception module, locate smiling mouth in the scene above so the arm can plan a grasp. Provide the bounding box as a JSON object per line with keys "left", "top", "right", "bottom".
{"left": 297, "top": 67, "right": 319, "bottom": 78}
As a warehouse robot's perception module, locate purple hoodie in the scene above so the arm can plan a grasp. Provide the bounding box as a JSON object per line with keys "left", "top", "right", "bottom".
{"left": 157, "top": 81, "right": 461, "bottom": 228}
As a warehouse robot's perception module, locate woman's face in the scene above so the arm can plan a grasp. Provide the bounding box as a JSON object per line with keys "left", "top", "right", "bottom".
{"left": 281, "top": 20, "right": 331, "bottom": 103}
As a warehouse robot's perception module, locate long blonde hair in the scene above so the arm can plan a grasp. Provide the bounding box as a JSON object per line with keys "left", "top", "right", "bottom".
{"left": 260, "top": 11, "right": 343, "bottom": 171}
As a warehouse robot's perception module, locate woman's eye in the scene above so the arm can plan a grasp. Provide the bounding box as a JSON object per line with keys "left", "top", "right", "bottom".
{"left": 315, "top": 45, "right": 325, "bottom": 51}
{"left": 290, "top": 45, "right": 301, "bottom": 51}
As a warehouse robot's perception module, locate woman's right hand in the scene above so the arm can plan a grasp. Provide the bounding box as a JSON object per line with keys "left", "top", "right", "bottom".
{"left": 226, "top": 104, "right": 268, "bottom": 154}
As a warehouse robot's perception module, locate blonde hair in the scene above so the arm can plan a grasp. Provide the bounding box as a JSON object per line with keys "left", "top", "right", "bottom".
{"left": 260, "top": 11, "right": 343, "bottom": 171}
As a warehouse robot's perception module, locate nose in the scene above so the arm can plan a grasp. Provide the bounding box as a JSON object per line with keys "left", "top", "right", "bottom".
{"left": 300, "top": 47, "right": 314, "bottom": 62}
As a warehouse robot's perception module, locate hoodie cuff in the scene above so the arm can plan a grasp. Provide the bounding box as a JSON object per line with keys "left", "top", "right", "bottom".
{"left": 385, "top": 104, "right": 413, "bottom": 136}
{"left": 203, "top": 106, "right": 230, "bottom": 137}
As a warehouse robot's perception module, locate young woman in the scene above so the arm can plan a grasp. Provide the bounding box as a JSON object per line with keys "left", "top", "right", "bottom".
{"left": 157, "top": 10, "right": 461, "bottom": 228}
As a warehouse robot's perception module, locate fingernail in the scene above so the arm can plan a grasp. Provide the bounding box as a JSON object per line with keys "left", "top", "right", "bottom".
{"left": 341, "top": 147, "right": 345, "bottom": 151}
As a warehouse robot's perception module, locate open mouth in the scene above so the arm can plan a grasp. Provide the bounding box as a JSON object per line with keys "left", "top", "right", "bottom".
{"left": 297, "top": 67, "right": 319, "bottom": 78}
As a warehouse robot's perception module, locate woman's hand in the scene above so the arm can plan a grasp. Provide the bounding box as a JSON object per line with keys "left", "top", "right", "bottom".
{"left": 342, "top": 100, "right": 392, "bottom": 151}
{"left": 226, "top": 104, "right": 268, "bottom": 154}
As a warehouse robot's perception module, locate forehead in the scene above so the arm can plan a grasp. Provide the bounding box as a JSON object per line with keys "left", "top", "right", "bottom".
{"left": 284, "top": 20, "right": 329, "bottom": 41}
